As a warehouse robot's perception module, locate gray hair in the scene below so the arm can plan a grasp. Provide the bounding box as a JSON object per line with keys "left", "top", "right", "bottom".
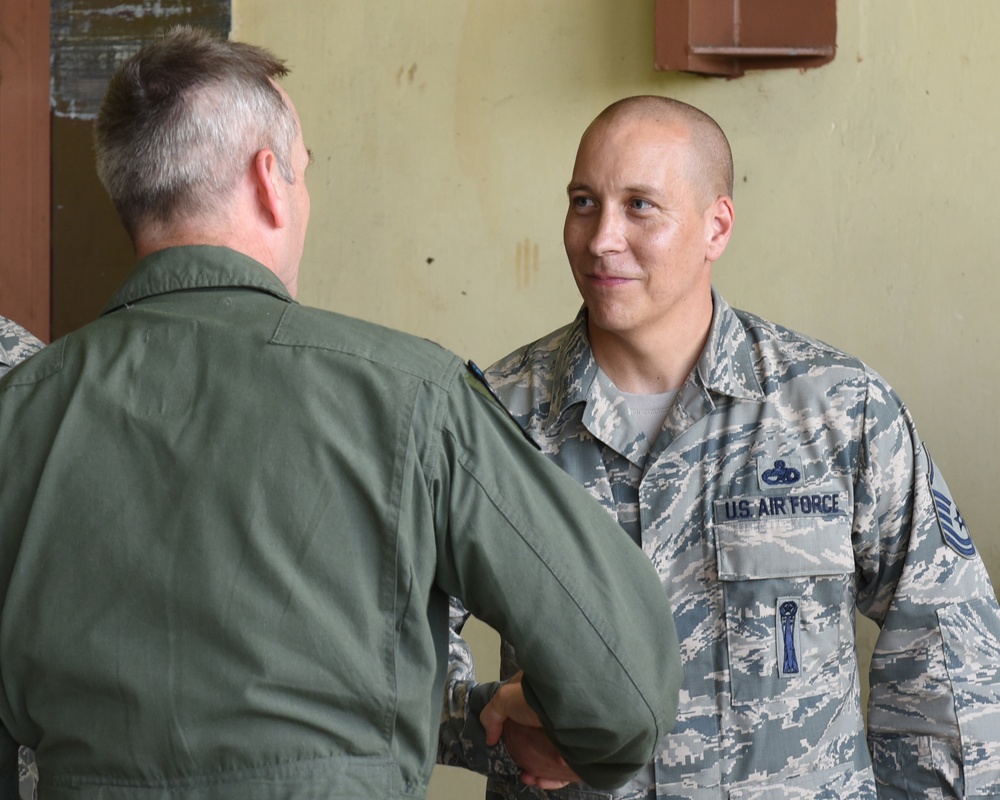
{"left": 94, "top": 26, "right": 298, "bottom": 240}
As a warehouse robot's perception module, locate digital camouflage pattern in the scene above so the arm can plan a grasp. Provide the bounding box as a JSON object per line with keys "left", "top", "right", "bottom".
{"left": 0, "top": 317, "right": 43, "bottom": 379}
{"left": 441, "top": 290, "right": 1000, "bottom": 799}
{"left": 17, "top": 748, "right": 36, "bottom": 800}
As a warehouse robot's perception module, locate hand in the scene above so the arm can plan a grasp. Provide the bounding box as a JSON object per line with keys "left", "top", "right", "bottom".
{"left": 479, "top": 672, "right": 581, "bottom": 790}
{"left": 479, "top": 673, "right": 539, "bottom": 746}
{"left": 504, "top": 718, "right": 580, "bottom": 790}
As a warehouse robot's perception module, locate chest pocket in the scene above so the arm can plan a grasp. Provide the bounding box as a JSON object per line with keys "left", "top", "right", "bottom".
{"left": 714, "top": 490, "right": 855, "bottom": 707}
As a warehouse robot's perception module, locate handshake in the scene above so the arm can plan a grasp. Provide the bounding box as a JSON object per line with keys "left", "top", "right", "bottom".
{"left": 481, "top": 672, "right": 583, "bottom": 791}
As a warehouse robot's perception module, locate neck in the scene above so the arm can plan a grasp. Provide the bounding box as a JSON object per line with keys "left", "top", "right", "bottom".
{"left": 588, "top": 294, "right": 714, "bottom": 395}
{"left": 133, "top": 174, "right": 297, "bottom": 295}
{"left": 134, "top": 219, "right": 286, "bottom": 289}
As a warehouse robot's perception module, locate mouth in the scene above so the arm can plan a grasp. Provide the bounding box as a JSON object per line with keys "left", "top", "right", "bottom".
{"left": 586, "top": 273, "right": 635, "bottom": 287}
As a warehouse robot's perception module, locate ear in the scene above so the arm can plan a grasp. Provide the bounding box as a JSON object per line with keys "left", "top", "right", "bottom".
{"left": 252, "top": 148, "right": 288, "bottom": 230}
{"left": 705, "top": 195, "right": 734, "bottom": 262}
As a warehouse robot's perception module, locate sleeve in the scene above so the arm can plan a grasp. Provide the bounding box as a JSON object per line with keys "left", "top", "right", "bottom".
{"left": 436, "top": 598, "right": 522, "bottom": 779}
{"left": 430, "top": 369, "right": 681, "bottom": 790}
{"left": 852, "top": 369, "right": 1000, "bottom": 799}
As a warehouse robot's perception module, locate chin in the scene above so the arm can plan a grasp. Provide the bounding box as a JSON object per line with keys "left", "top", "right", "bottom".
{"left": 585, "top": 307, "right": 635, "bottom": 337}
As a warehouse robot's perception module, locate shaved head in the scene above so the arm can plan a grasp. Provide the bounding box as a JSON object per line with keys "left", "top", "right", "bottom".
{"left": 562, "top": 94, "right": 736, "bottom": 383}
{"left": 583, "top": 96, "right": 734, "bottom": 208}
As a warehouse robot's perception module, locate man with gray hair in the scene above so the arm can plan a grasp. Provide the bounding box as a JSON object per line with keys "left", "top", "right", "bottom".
{"left": 0, "top": 32, "right": 682, "bottom": 799}
{"left": 441, "top": 96, "right": 1000, "bottom": 799}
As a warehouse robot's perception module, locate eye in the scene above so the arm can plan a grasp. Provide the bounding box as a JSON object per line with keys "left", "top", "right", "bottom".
{"left": 569, "top": 195, "right": 596, "bottom": 213}
{"left": 628, "top": 198, "right": 654, "bottom": 211}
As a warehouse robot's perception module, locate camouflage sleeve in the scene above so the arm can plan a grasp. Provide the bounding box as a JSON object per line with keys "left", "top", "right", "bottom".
{"left": 0, "top": 317, "right": 44, "bottom": 378}
{"left": 437, "top": 597, "right": 522, "bottom": 779}
{"left": 16, "top": 748, "right": 35, "bottom": 800}
{"left": 853, "top": 369, "right": 1000, "bottom": 799}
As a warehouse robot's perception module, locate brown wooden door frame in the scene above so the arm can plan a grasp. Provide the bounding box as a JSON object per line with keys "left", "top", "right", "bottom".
{"left": 0, "top": 0, "right": 51, "bottom": 342}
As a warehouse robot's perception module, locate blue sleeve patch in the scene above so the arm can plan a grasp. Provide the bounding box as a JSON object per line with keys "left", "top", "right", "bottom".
{"left": 927, "top": 445, "right": 976, "bottom": 559}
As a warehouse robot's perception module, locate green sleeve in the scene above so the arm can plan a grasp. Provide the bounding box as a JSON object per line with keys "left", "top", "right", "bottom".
{"left": 431, "top": 369, "right": 680, "bottom": 789}
{"left": 0, "top": 726, "right": 19, "bottom": 800}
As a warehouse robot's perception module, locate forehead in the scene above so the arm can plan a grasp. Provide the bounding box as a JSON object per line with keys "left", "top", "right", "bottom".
{"left": 572, "top": 116, "right": 694, "bottom": 189}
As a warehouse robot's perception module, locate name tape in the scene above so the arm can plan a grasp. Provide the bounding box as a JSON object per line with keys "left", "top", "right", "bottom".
{"left": 714, "top": 491, "right": 848, "bottom": 523}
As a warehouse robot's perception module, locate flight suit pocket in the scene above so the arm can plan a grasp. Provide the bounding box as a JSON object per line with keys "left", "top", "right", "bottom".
{"left": 715, "top": 504, "right": 854, "bottom": 707}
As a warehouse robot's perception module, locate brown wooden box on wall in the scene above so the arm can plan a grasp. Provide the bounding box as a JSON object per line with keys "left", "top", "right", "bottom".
{"left": 655, "top": 0, "right": 836, "bottom": 78}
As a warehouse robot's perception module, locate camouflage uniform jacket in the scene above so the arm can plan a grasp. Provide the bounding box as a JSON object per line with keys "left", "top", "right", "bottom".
{"left": 0, "top": 317, "right": 43, "bottom": 378}
{"left": 441, "top": 291, "right": 1000, "bottom": 800}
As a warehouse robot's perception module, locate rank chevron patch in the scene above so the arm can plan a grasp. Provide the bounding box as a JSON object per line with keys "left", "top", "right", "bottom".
{"left": 927, "top": 445, "right": 976, "bottom": 558}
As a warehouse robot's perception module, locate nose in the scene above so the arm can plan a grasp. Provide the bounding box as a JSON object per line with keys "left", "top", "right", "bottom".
{"left": 589, "top": 208, "right": 626, "bottom": 256}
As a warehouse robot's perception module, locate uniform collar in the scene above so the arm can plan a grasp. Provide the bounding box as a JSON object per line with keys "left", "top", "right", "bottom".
{"left": 544, "top": 288, "right": 764, "bottom": 432}
{"left": 695, "top": 289, "right": 765, "bottom": 403}
{"left": 0, "top": 317, "right": 43, "bottom": 371}
{"left": 102, "top": 245, "right": 294, "bottom": 315}
{"left": 544, "top": 311, "right": 598, "bottom": 430}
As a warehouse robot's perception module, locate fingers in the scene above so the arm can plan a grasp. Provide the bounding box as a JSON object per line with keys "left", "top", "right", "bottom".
{"left": 504, "top": 719, "right": 580, "bottom": 788}
{"left": 479, "top": 678, "right": 541, "bottom": 746}
{"left": 522, "top": 774, "right": 572, "bottom": 790}
{"left": 480, "top": 674, "right": 581, "bottom": 789}
{"left": 479, "top": 697, "right": 506, "bottom": 747}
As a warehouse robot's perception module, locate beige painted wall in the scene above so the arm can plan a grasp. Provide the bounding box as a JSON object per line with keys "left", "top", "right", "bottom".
{"left": 233, "top": 2, "right": 1000, "bottom": 797}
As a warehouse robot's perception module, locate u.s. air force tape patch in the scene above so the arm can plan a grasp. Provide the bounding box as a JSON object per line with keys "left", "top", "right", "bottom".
{"left": 713, "top": 490, "right": 847, "bottom": 522}
{"left": 926, "top": 444, "right": 976, "bottom": 559}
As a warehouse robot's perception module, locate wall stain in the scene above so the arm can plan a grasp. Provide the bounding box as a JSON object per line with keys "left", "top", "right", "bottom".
{"left": 515, "top": 237, "right": 539, "bottom": 289}
{"left": 397, "top": 63, "right": 418, "bottom": 85}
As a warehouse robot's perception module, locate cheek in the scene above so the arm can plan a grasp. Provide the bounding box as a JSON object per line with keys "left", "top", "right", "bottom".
{"left": 644, "top": 225, "right": 697, "bottom": 258}
{"left": 563, "top": 228, "right": 588, "bottom": 265}
{"left": 628, "top": 230, "right": 671, "bottom": 263}
{"left": 562, "top": 216, "right": 580, "bottom": 254}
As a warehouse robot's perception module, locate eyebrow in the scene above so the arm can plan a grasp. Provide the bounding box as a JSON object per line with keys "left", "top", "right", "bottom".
{"left": 624, "top": 184, "right": 662, "bottom": 197}
{"left": 566, "top": 181, "right": 663, "bottom": 197}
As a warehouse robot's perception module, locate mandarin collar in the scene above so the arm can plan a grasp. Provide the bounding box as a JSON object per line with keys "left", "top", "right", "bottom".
{"left": 103, "top": 245, "right": 294, "bottom": 315}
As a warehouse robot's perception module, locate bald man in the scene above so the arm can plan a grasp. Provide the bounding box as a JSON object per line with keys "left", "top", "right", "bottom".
{"left": 440, "top": 96, "right": 1000, "bottom": 799}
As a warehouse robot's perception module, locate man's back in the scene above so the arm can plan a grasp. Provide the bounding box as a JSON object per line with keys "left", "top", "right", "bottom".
{"left": 1, "top": 247, "right": 470, "bottom": 796}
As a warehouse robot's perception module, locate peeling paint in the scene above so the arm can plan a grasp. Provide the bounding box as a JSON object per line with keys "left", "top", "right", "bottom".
{"left": 51, "top": 0, "right": 231, "bottom": 119}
